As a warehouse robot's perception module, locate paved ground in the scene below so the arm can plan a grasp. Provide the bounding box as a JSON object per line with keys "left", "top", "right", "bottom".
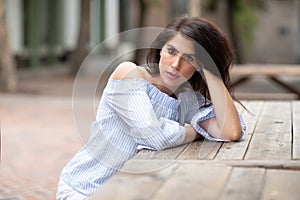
{"left": 0, "top": 64, "right": 299, "bottom": 199}
{"left": 0, "top": 66, "right": 92, "bottom": 200}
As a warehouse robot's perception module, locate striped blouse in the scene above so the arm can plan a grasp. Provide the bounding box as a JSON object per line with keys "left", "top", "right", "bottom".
{"left": 60, "top": 78, "right": 246, "bottom": 196}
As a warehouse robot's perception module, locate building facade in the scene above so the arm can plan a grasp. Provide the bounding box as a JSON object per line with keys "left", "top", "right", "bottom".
{"left": 5, "top": 0, "right": 300, "bottom": 68}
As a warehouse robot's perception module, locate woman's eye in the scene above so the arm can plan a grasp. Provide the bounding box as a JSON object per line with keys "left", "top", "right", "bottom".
{"left": 168, "top": 48, "right": 176, "bottom": 55}
{"left": 184, "top": 55, "right": 194, "bottom": 62}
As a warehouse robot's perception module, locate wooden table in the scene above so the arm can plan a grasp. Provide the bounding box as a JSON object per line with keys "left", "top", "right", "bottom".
{"left": 231, "top": 64, "right": 300, "bottom": 100}
{"left": 90, "top": 101, "right": 300, "bottom": 200}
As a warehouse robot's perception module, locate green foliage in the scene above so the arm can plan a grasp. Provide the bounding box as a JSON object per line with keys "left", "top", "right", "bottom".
{"left": 147, "top": 0, "right": 161, "bottom": 7}
{"left": 207, "top": 0, "right": 219, "bottom": 11}
{"left": 233, "top": 0, "right": 257, "bottom": 43}
{"left": 207, "top": 0, "right": 263, "bottom": 44}
{"left": 143, "top": 0, "right": 163, "bottom": 10}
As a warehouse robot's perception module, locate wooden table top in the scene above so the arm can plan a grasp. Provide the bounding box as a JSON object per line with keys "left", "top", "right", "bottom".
{"left": 91, "top": 101, "right": 300, "bottom": 200}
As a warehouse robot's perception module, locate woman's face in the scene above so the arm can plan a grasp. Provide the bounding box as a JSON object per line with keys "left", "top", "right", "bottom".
{"left": 159, "top": 34, "right": 198, "bottom": 90}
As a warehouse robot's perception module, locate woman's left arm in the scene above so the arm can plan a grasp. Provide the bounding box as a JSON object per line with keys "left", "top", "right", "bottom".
{"left": 199, "top": 68, "right": 243, "bottom": 141}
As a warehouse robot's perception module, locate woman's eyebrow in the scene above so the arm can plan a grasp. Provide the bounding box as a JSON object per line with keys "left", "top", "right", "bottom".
{"left": 166, "top": 44, "right": 179, "bottom": 52}
{"left": 166, "top": 44, "right": 196, "bottom": 57}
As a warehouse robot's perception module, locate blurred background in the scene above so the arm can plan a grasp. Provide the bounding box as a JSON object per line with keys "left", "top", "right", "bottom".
{"left": 0, "top": 0, "right": 300, "bottom": 97}
{"left": 1, "top": 0, "right": 300, "bottom": 199}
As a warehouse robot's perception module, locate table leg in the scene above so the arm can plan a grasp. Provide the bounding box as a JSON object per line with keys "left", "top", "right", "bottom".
{"left": 269, "top": 76, "right": 300, "bottom": 99}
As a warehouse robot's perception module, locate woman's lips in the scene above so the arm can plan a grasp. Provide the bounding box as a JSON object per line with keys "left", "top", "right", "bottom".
{"left": 166, "top": 70, "right": 180, "bottom": 79}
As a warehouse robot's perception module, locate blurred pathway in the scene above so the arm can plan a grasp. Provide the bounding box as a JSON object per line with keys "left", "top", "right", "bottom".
{"left": 0, "top": 68, "right": 89, "bottom": 199}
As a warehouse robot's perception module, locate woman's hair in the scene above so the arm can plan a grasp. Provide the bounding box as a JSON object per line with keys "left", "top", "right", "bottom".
{"left": 146, "top": 15, "right": 235, "bottom": 100}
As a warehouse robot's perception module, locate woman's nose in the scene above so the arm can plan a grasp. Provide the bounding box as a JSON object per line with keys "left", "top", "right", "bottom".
{"left": 171, "top": 56, "right": 181, "bottom": 70}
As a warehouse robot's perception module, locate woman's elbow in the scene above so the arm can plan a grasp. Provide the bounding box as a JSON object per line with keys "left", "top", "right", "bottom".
{"left": 223, "top": 126, "right": 243, "bottom": 141}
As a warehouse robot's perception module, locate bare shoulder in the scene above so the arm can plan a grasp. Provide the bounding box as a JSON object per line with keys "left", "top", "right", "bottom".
{"left": 110, "top": 61, "right": 146, "bottom": 80}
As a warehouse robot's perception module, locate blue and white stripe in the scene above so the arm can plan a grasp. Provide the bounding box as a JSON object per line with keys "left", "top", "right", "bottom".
{"left": 59, "top": 78, "right": 246, "bottom": 196}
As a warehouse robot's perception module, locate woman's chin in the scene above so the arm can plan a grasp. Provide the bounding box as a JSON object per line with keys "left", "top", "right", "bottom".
{"left": 163, "top": 79, "right": 183, "bottom": 91}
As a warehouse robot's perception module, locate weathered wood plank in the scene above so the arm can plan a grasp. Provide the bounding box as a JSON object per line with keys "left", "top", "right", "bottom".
{"left": 219, "top": 167, "right": 265, "bottom": 200}
{"left": 216, "top": 101, "right": 263, "bottom": 160}
{"left": 245, "top": 101, "right": 292, "bottom": 160}
{"left": 90, "top": 159, "right": 300, "bottom": 199}
{"left": 178, "top": 140, "right": 222, "bottom": 160}
{"left": 90, "top": 100, "right": 300, "bottom": 200}
{"left": 235, "top": 92, "right": 298, "bottom": 100}
{"left": 177, "top": 160, "right": 300, "bottom": 170}
{"left": 120, "top": 160, "right": 178, "bottom": 173}
{"left": 261, "top": 169, "right": 300, "bottom": 200}
{"left": 231, "top": 65, "right": 300, "bottom": 76}
{"left": 293, "top": 101, "right": 300, "bottom": 159}
{"left": 151, "top": 163, "right": 232, "bottom": 200}
{"left": 90, "top": 161, "right": 179, "bottom": 200}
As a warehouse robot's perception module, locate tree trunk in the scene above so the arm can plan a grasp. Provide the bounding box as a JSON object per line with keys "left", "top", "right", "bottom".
{"left": 69, "top": 0, "right": 90, "bottom": 76}
{"left": 133, "top": 0, "right": 148, "bottom": 65}
{"left": 0, "top": 0, "right": 17, "bottom": 92}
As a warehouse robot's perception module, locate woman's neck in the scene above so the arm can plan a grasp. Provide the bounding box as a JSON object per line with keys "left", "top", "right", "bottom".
{"left": 142, "top": 68, "right": 179, "bottom": 98}
{"left": 152, "top": 82, "right": 175, "bottom": 96}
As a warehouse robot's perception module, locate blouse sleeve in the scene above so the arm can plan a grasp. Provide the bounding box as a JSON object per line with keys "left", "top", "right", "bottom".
{"left": 179, "top": 91, "right": 246, "bottom": 142}
{"left": 104, "top": 79, "right": 186, "bottom": 150}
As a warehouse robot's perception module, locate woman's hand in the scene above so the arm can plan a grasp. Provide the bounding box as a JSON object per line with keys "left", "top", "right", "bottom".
{"left": 182, "top": 125, "right": 203, "bottom": 144}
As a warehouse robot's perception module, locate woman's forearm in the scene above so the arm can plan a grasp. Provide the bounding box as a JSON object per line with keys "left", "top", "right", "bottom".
{"left": 182, "top": 126, "right": 202, "bottom": 144}
{"left": 202, "top": 68, "right": 242, "bottom": 141}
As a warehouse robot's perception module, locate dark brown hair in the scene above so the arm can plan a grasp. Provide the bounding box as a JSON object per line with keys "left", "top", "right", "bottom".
{"left": 146, "top": 15, "right": 235, "bottom": 100}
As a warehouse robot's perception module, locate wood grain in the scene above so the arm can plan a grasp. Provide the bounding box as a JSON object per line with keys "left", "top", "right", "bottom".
{"left": 216, "top": 101, "right": 263, "bottom": 160}
{"left": 261, "top": 169, "right": 300, "bottom": 200}
{"left": 245, "top": 101, "right": 291, "bottom": 160}
{"left": 219, "top": 167, "right": 265, "bottom": 200}
{"left": 293, "top": 101, "right": 300, "bottom": 159}
{"left": 151, "top": 163, "right": 232, "bottom": 200}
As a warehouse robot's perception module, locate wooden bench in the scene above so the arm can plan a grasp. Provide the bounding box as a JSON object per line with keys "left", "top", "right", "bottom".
{"left": 90, "top": 101, "right": 300, "bottom": 200}
{"left": 230, "top": 64, "right": 300, "bottom": 100}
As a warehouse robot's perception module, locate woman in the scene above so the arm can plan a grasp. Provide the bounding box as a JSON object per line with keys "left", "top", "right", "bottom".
{"left": 57, "top": 15, "right": 246, "bottom": 199}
